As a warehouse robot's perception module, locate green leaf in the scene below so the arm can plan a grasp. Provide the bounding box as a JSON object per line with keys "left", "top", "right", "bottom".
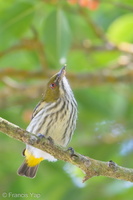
{"left": 107, "top": 14, "right": 133, "bottom": 44}
{"left": 0, "top": 2, "right": 34, "bottom": 50}
{"left": 43, "top": 8, "right": 72, "bottom": 66}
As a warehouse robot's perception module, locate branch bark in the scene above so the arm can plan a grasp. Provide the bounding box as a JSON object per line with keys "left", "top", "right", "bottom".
{"left": 0, "top": 117, "right": 133, "bottom": 182}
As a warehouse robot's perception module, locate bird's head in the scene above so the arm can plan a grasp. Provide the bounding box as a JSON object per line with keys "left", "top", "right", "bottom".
{"left": 44, "top": 66, "right": 69, "bottom": 102}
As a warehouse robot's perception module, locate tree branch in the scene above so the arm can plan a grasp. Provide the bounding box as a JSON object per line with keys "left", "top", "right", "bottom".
{"left": 108, "top": 1, "right": 133, "bottom": 12}
{"left": 0, "top": 68, "right": 133, "bottom": 87}
{"left": 0, "top": 117, "right": 133, "bottom": 182}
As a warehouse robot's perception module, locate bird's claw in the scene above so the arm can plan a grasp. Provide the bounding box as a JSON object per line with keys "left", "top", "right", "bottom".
{"left": 47, "top": 136, "right": 54, "bottom": 145}
{"left": 37, "top": 133, "right": 46, "bottom": 143}
{"left": 37, "top": 133, "right": 45, "bottom": 139}
{"left": 67, "top": 147, "right": 78, "bottom": 159}
{"left": 37, "top": 134, "right": 54, "bottom": 145}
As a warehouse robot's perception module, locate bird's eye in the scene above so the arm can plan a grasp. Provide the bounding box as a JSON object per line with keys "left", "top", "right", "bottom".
{"left": 50, "top": 83, "right": 56, "bottom": 89}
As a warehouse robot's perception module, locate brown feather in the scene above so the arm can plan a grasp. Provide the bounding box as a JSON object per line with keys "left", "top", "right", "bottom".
{"left": 17, "top": 162, "right": 38, "bottom": 178}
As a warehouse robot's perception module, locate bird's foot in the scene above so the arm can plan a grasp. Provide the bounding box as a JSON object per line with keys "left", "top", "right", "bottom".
{"left": 47, "top": 136, "right": 54, "bottom": 145}
{"left": 37, "top": 134, "right": 54, "bottom": 145}
{"left": 37, "top": 133, "right": 45, "bottom": 139}
{"left": 37, "top": 133, "right": 46, "bottom": 144}
{"left": 67, "top": 147, "right": 78, "bottom": 160}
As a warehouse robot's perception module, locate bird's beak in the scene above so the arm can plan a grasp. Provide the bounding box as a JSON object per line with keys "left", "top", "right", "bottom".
{"left": 58, "top": 65, "right": 66, "bottom": 80}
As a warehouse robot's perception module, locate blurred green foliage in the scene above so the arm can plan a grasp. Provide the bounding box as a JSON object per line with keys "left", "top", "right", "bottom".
{"left": 0, "top": 0, "right": 133, "bottom": 200}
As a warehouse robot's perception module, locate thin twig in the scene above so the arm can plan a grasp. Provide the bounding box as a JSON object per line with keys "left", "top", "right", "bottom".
{"left": 0, "top": 68, "right": 133, "bottom": 87}
{"left": 79, "top": 8, "right": 108, "bottom": 43}
{"left": 108, "top": 1, "right": 133, "bottom": 12}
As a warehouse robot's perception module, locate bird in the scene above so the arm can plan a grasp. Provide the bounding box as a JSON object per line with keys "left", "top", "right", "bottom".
{"left": 17, "top": 66, "right": 77, "bottom": 178}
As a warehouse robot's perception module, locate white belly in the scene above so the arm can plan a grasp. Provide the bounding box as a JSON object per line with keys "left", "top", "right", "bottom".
{"left": 26, "top": 98, "right": 77, "bottom": 161}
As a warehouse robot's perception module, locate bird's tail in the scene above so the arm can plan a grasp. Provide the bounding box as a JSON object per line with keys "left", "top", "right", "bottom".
{"left": 17, "top": 149, "right": 44, "bottom": 178}
{"left": 17, "top": 161, "right": 39, "bottom": 178}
